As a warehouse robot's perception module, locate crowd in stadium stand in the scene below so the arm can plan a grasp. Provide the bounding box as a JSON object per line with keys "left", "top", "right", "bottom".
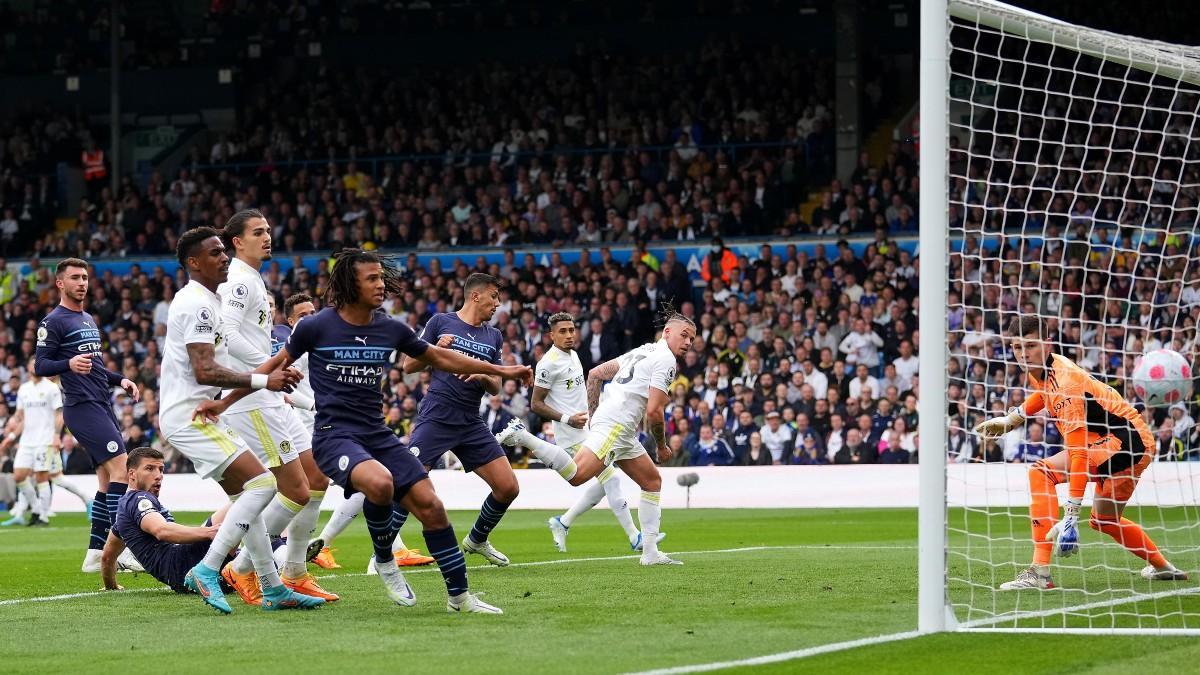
{"left": 2, "top": 1, "right": 1199, "bottom": 479}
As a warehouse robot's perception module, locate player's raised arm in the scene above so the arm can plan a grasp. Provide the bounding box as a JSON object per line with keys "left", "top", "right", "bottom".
{"left": 414, "top": 344, "right": 531, "bottom": 385}
{"left": 192, "top": 349, "right": 298, "bottom": 422}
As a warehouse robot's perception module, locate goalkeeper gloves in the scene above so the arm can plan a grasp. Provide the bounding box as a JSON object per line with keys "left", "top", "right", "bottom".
{"left": 973, "top": 407, "right": 1026, "bottom": 439}
{"left": 1045, "top": 497, "right": 1082, "bottom": 558}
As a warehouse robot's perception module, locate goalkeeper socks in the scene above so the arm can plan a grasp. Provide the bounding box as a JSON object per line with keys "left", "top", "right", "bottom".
{"left": 318, "top": 491, "right": 366, "bottom": 544}
{"left": 1091, "top": 517, "right": 1168, "bottom": 568}
{"left": 1028, "top": 463, "right": 1058, "bottom": 566}
{"left": 423, "top": 525, "right": 468, "bottom": 596}
{"left": 468, "top": 494, "right": 511, "bottom": 544}
{"left": 601, "top": 469, "right": 640, "bottom": 540}
{"left": 364, "top": 498, "right": 400, "bottom": 564}
{"left": 519, "top": 430, "right": 578, "bottom": 480}
{"left": 203, "top": 472, "right": 276, "bottom": 570}
{"left": 88, "top": 490, "right": 108, "bottom": 550}
{"left": 282, "top": 490, "right": 324, "bottom": 578}
{"left": 562, "top": 479, "right": 606, "bottom": 527}
{"left": 638, "top": 491, "right": 662, "bottom": 558}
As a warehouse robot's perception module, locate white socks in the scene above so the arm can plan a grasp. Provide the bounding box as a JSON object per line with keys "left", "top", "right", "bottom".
{"left": 603, "top": 475, "right": 640, "bottom": 540}
{"left": 561, "top": 480, "right": 605, "bottom": 527}
{"left": 16, "top": 478, "right": 40, "bottom": 518}
{"left": 36, "top": 481, "right": 51, "bottom": 518}
{"left": 638, "top": 491, "right": 662, "bottom": 558}
{"left": 318, "top": 491, "right": 366, "bottom": 544}
{"left": 243, "top": 513, "right": 283, "bottom": 588}
{"left": 282, "top": 491, "right": 324, "bottom": 578}
{"left": 203, "top": 472, "right": 276, "bottom": 570}
{"left": 232, "top": 493, "right": 304, "bottom": 574}
{"left": 518, "top": 429, "right": 578, "bottom": 480}
{"left": 51, "top": 476, "right": 91, "bottom": 506}
{"left": 559, "top": 472, "right": 639, "bottom": 541}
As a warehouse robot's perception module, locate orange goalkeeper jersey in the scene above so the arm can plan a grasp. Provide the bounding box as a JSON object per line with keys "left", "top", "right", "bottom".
{"left": 1021, "top": 353, "right": 1153, "bottom": 498}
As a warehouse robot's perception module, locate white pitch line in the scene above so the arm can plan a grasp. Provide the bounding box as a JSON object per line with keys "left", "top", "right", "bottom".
{"left": 624, "top": 630, "right": 925, "bottom": 675}
{"left": 310, "top": 544, "right": 916, "bottom": 581}
{"left": 0, "top": 544, "right": 904, "bottom": 607}
{"left": 0, "top": 586, "right": 168, "bottom": 607}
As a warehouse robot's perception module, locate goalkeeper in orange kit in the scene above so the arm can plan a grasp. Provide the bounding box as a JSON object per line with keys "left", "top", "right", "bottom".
{"left": 975, "top": 316, "right": 1188, "bottom": 589}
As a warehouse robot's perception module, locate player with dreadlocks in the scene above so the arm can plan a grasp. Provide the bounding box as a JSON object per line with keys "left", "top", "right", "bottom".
{"left": 196, "top": 249, "right": 532, "bottom": 612}
{"left": 497, "top": 302, "right": 695, "bottom": 565}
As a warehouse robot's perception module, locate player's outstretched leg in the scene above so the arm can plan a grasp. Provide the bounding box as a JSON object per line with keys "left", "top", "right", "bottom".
{"left": 400, "top": 478, "right": 501, "bottom": 614}
{"left": 50, "top": 476, "right": 93, "bottom": 512}
{"left": 1000, "top": 459, "right": 1060, "bottom": 590}
{"left": 310, "top": 491, "right": 366, "bottom": 569}
{"left": 461, "top": 457, "right": 518, "bottom": 567}
{"left": 189, "top": 470, "right": 278, "bottom": 614}
{"left": 366, "top": 507, "right": 435, "bottom": 573}
{"left": 354, "top": 461, "right": 417, "bottom": 606}
{"left": 496, "top": 418, "right": 577, "bottom": 480}
{"left": 616, "top": 455, "right": 681, "bottom": 566}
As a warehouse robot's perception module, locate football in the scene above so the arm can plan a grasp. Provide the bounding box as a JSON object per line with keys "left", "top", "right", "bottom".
{"left": 1131, "top": 349, "right": 1194, "bottom": 407}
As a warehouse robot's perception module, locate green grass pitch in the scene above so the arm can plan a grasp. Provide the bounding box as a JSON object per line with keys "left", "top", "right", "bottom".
{"left": 3, "top": 507, "right": 1200, "bottom": 673}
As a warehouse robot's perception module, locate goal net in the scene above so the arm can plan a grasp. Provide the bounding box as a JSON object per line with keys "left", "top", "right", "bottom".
{"left": 928, "top": 0, "right": 1200, "bottom": 633}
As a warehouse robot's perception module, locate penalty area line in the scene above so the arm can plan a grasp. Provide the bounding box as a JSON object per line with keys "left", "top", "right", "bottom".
{"left": 624, "top": 630, "right": 925, "bottom": 675}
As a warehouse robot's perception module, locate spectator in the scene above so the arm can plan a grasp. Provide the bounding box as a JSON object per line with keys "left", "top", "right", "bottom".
{"left": 1156, "top": 419, "right": 1185, "bottom": 461}
{"left": 688, "top": 424, "right": 736, "bottom": 467}
{"left": 792, "top": 435, "right": 829, "bottom": 465}
{"left": 759, "top": 411, "right": 795, "bottom": 464}
{"left": 877, "top": 431, "right": 911, "bottom": 464}
{"left": 729, "top": 410, "right": 758, "bottom": 464}
{"left": 1008, "top": 421, "right": 1049, "bottom": 463}
{"left": 742, "top": 432, "right": 773, "bottom": 466}
{"left": 834, "top": 428, "right": 876, "bottom": 464}
{"left": 701, "top": 237, "right": 738, "bottom": 285}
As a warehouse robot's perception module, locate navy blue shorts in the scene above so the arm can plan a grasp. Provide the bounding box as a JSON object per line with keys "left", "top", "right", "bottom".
{"left": 313, "top": 425, "right": 427, "bottom": 498}
{"left": 409, "top": 409, "right": 506, "bottom": 472}
{"left": 162, "top": 538, "right": 284, "bottom": 594}
{"left": 64, "top": 401, "right": 126, "bottom": 467}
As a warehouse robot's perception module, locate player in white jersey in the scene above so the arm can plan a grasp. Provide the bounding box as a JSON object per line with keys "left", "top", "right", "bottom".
{"left": 498, "top": 306, "right": 695, "bottom": 565}
{"left": 162, "top": 226, "right": 321, "bottom": 614}
{"left": 530, "top": 313, "right": 660, "bottom": 552}
{"left": 0, "top": 358, "right": 63, "bottom": 526}
{"left": 214, "top": 210, "right": 338, "bottom": 604}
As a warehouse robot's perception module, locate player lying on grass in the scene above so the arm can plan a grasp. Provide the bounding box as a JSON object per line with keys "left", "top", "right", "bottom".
{"left": 101, "top": 446, "right": 252, "bottom": 593}
{"left": 975, "top": 316, "right": 1188, "bottom": 589}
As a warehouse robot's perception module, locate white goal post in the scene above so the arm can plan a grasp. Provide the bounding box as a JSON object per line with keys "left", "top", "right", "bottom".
{"left": 920, "top": 0, "right": 1200, "bottom": 635}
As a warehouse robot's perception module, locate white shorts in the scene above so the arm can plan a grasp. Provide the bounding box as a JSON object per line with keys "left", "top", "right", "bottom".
{"left": 583, "top": 420, "right": 647, "bottom": 464}
{"left": 164, "top": 420, "right": 251, "bottom": 480}
{"left": 47, "top": 448, "right": 63, "bottom": 475}
{"left": 287, "top": 407, "right": 314, "bottom": 450}
{"left": 13, "top": 444, "right": 50, "bottom": 472}
{"left": 223, "top": 406, "right": 304, "bottom": 469}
